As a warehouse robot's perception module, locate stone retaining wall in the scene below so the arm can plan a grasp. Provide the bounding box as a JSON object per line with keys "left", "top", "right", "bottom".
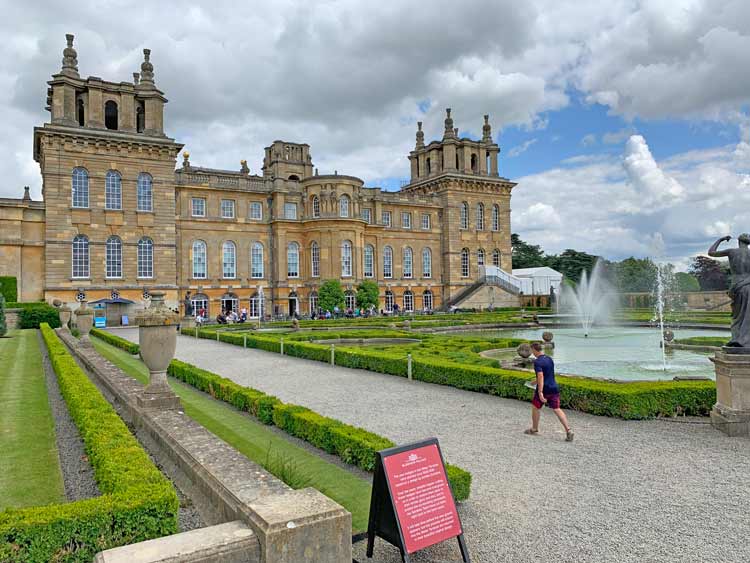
{"left": 56, "top": 329, "right": 351, "bottom": 563}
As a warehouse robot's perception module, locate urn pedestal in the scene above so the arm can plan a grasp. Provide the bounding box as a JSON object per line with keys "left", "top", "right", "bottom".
{"left": 74, "top": 301, "right": 93, "bottom": 342}
{"left": 711, "top": 348, "right": 750, "bottom": 437}
{"left": 135, "top": 292, "right": 181, "bottom": 411}
{"left": 59, "top": 306, "right": 72, "bottom": 330}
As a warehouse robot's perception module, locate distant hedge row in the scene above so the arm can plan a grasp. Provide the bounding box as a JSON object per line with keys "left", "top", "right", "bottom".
{"left": 185, "top": 327, "right": 716, "bottom": 420}
{"left": 0, "top": 276, "right": 17, "bottom": 303}
{"left": 88, "top": 329, "right": 471, "bottom": 501}
{"left": 90, "top": 327, "right": 140, "bottom": 354}
{"left": 0, "top": 325, "right": 178, "bottom": 562}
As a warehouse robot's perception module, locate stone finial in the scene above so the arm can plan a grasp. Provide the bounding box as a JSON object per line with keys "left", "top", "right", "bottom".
{"left": 182, "top": 151, "right": 191, "bottom": 170}
{"left": 334, "top": 170, "right": 338, "bottom": 175}
{"left": 443, "top": 108, "right": 456, "bottom": 139}
{"left": 315, "top": 168, "right": 319, "bottom": 176}
{"left": 133, "top": 72, "right": 140, "bottom": 85}
{"left": 482, "top": 114, "right": 492, "bottom": 142}
{"left": 454, "top": 127, "right": 459, "bottom": 137}
{"left": 22, "top": 186, "right": 31, "bottom": 202}
{"left": 139, "top": 48, "right": 155, "bottom": 86}
{"left": 240, "top": 159, "right": 249, "bottom": 174}
{"left": 61, "top": 34, "right": 79, "bottom": 78}
{"left": 415, "top": 121, "right": 424, "bottom": 149}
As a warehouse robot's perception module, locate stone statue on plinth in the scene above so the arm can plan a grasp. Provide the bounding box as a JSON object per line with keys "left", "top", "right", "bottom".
{"left": 708, "top": 233, "right": 750, "bottom": 437}
{"left": 708, "top": 234, "right": 750, "bottom": 348}
{"left": 183, "top": 291, "right": 193, "bottom": 317}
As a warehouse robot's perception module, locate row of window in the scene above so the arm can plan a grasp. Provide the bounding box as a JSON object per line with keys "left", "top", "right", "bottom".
{"left": 459, "top": 202, "right": 501, "bottom": 231}
{"left": 190, "top": 241, "right": 435, "bottom": 280}
{"left": 460, "top": 248, "right": 502, "bottom": 277}
{"left": 192, "top": 288, "right": 435, "bottom": 317}
{"left": 72, "top": 168, "right": 153, "bottom": 211}
{"left": 72, "top": 235, "right": 153, "bottom": 279}
{"left": 190, "top": 196, "right": 433, "bottom": 229}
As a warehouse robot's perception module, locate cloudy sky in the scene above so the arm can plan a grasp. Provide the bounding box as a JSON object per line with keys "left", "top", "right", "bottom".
{"left": 3, "top": 0, "right": 750, "bottom": 268}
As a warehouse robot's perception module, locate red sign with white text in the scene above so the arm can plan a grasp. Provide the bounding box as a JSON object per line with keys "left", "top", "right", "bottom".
{"left": 382, "top": 443, "right": 462, "bottom": 554}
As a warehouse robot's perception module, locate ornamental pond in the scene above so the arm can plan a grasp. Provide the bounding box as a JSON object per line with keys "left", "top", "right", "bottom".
{"left": 473, "top": 326, "right": 729, "bottom": 382}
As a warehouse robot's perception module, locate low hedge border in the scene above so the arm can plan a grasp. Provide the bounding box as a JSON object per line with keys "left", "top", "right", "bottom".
{"left": 166, "top": 358, "right": 472, "bottom": 501}
{"left": 90, "top": 329, "right": 472, "bottom": 500}
{"left": 90, "top": 327, "right": 140, "bottom": 354}
{"left": 0, "top": 325, "right": 178, "bottom": 563}
{"left": 181, "top": 326, "right": 716, "bottom": 420}
{"left": 17, "top": 304, "right": 61, "bottom": 329}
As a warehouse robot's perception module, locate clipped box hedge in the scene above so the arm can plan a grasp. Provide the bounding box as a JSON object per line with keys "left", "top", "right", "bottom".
{"left": 17, "top": 303, "right": 62, "bottom": 329}
{"left": 0, "top": 325, "right": 178, "bottom": 563}
{"left": 0, "top": 276, "right": 17, "bottom": 303}
{"left": 90, "top": 327, "right": 140, "bottom": 355}
{"left": 183, "top": 326, "right": 716, "bottom": 420}
{"left": 163, "top": 356, "right": 471, "bottom": 501}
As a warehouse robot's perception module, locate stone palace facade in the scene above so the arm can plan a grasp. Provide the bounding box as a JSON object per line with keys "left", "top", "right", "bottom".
{"left": 0, "top": 35, "right": 519, "bottom": 319}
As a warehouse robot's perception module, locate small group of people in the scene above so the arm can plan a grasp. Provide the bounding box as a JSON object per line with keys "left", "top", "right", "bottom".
{"left": 310, "top": 304, "right": 377, "bottom": 320}
{"left": 215, "top": 307, "right": 248, "bottom": 325}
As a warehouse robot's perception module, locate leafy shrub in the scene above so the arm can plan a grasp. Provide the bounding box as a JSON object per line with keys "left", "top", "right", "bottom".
{"left": 0, "top": 276, "right": 17, "bottom": 303}
{"left": 17, "top": 304, "right": 61, "bottom": 329}
{"left": 674, "top": 336, "right": 727, "bottom": 347}
{"left": 0, "top": 325, "right": 178, "bottom": 563}
{"left": 166, "top": 358, "right": 471, "bottom": 500}
{"left": 90, "top": 328, "right": 140, "bottom": 354}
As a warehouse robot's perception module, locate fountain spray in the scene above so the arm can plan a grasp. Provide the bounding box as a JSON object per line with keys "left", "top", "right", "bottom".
{"left": 655, "top": 265, "right": 667, "bottom": 372}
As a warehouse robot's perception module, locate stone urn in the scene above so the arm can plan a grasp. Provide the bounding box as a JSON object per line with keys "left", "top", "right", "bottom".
{"left": 134, "top": 292, "right": 181, "bottom": 410}
{"left": 74, "top": 300, "right": 93, "bottom": 340}
{"left": 663, "top": 329, "right": 674, "bottom": 342}
{"left": 403, "top": 319, "right": 411, "bottom": 330}
{"left": 59, "top": 304, "right": 72, "bottom": 330}
{"left": 517, "top": 343, "right": 532, "bottom": 359}
{"left": 291, "top": 318, "right": 300, "bottom": 331}
{"left": 542, "top": 330, "right": 555, "bottom": 349}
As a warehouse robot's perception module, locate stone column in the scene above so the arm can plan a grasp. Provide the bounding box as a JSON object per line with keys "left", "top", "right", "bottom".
{"left": 711, "top": 349, "right": 750, "bottom": 437}
{"left": 74, "top": 301, "right": 93, "bottom": 342}
{"left": 135, "top": 292, "right": 181, "bottom": 410}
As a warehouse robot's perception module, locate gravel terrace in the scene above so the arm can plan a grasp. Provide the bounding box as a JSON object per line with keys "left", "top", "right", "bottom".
{"left": 119, "top": 328, "right": 750, "bottom": 563}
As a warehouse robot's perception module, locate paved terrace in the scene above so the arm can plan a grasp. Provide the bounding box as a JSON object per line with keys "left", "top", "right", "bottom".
{"left": 117, "top": 328, "right": 750, "bottom": 563}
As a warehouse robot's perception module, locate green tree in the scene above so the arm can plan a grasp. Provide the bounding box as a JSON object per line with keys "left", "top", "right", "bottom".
{"left": 511, "top": 233, "right": 545, "bottom": 269}
{"left": 545, "top": 249, "right": 599, "bottom": 283}
{"left": 0, "top": 295, "right": 6, "bottom": 337}
{"left": 318, "top": 280, "right": 345, "bottom": 312}
{"left": 674, "top": 272, "right": 700, "bottom": 292}
{"left": 610, "top": 257, "right": 658, "bottom": 292}
{"left": 689, "top": 256, "right": 730, "bottom": 290}
{"left": 356, "top": 280, "right": 380, "bottom": 310}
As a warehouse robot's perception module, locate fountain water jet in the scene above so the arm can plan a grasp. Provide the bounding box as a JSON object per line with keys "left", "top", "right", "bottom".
{"left": 559, "top": 261, "right": 617, "bottom": 336}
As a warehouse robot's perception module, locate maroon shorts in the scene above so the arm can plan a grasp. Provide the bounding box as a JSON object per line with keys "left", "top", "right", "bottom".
{"left": 532, "top": 391, "right": 560, "bottom": 409}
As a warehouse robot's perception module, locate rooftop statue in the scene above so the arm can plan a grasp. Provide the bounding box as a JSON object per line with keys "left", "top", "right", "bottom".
{"left": 708, "top": 234, "right": 750, "bottom": 348}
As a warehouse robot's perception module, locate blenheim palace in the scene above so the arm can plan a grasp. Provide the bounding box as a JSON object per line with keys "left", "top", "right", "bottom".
{"left": 0, "top": 35, "right": 521, "bottom": 319}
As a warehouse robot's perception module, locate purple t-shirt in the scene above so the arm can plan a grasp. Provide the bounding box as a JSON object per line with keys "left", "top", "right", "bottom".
{"left": 533, "top": 354, "right": 559, "bottom": 395}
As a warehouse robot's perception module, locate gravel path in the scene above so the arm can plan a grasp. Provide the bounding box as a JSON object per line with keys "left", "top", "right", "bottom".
{"left": 119, "top": 328, "right": 750, "bottom": 563}
{"left": 38, "top": 331, "right": 99, "bottom": 502}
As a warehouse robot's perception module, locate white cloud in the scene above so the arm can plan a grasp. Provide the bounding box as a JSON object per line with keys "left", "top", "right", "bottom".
{"left": 602, "top": 127, "right": 636, "bottom": 144}
{"left": 581, "top": 133, "right": 597, "bottom": 147}
{"left": 622, "top": 135, "right": 685, "bottom": 209}
{"left": 507, "top": 138, "right": 538, "bottom": 157}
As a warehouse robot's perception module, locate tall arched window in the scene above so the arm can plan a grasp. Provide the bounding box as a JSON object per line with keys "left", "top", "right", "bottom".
{"left": 470, "top": 153, "right": 478, "bottom": 173}
{"left": 341, "top": 241, "right": 353, "bottom": 277}
{"left": 478, "top": 248, "right": 485, "bottom": 266}
{"left": 222, "top": 241, "right": 236, "bottom": 278}
{"left": 403, "top": 247, "right": 413, "bottom": 279}
{"left": 461, "top": 248, "right": 470, "bottom": 277}
{"left": 422, "top": 248, "right": 432, "bottom": 278}
{"left": 72, "top": 235, "right": 89, "bottom": 278}
{"left": 137, "top": 237, "right": 153, "bottom": 278}
{"left": 423, "top": 290, "right": 434, "bottom": 311}
{"left": 312, "top": 196, "right": 320, "bottom": 218}
{"left": 136, "top": 101, "right": 145, "bottom": 133}
{"left": 492, "top": 204, "right": 500, "bottom": 231}
{"left": 492, "top": 249, "right": 501, "bottom": 267}
{"left": 72, "top": 167, "right": 89, "bottom": 208}
{"left": 403, "top": 291, "right": 414, "bottom": 312}
{"left": 137, "top": 173, "right": 153, "bottom": 211}
{"left": 105, "top": 170, "right": 121, "bottom": 210}
{"left": 385, "top": 290, "right": 394, "bottom": 312}
{"left": 287, "top": 242, "right": 299, "bottom": 278}
{"left": 460, "top": 202, "right": 469, "bottom": 229}
{"left": 104, "top": 100, "right": 118, "bottom": 130}
{"left": 383, "top": 246, "right": 393, "bottom": 279}
{"left": 426, "top": 157, "right": 431, "bottom": 174}
{"left": 364, "top": 244, "right": 374, "bottom": 278}
{"left": 311, "top": 241, "right": 320, "bottom": 277}
{"left": 476, "top": 203, "right": 485, "bottom": 230}
{"left": 192, "top": 240, "right": 207, "bottom": 279}
{"left": 77, "top": 98, "right": 85, "bottom": 126}
{"left": 251, "top": 242, "right": 264, "bottom": 278}
{"left": 106, "top": 236, "right": 122, "bottom": 278}
{"left": 339, "top": 196, "right": 350, "bottom": 218}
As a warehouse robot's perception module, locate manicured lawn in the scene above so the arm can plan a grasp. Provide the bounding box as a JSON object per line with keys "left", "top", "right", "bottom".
{"left": 0, "top": 330, "right": 64, "bottom": 509}
{"left": 92, "top": 338, "right": 373, "bottom": 532}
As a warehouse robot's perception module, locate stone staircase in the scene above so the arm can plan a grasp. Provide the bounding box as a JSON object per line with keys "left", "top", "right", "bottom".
{"left": 443, "top": 268, "right": 522, "bottom": 311}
